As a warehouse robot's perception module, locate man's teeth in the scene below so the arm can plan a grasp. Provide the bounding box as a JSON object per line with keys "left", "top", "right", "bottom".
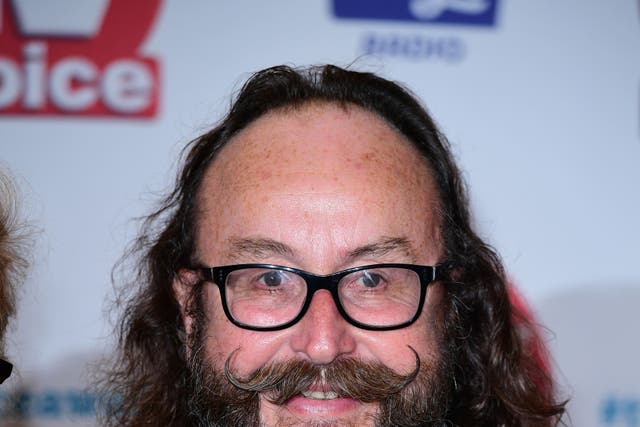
{"left": 301, "top": 390, "right": 339, "bottom": 400}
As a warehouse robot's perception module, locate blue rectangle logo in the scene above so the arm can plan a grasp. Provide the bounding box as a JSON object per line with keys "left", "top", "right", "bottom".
{"left": 332, "top": 0, "right": 499, "bottom": 27}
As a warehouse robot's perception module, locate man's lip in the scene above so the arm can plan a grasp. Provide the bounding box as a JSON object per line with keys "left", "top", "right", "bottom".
{"left": 285, "top": 394, "right": 361, "bottom": 416}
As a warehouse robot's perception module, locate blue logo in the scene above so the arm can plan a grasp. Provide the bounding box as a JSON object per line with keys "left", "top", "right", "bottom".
{"left": 332, "top": 0, "right": 499, "bottom": 27}
{"left": 0, "top": 389, "right": 96, "bottom": 419}
{"left": 361, "top": 33, "right": 466, "bottom": 62}
{"left": 601, "top": 395, "right": 640, "bottom": 427}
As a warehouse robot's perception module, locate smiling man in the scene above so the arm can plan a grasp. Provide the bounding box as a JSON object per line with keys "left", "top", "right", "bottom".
{"left": 101, "top": 65, "right": 566, "bottom": 426}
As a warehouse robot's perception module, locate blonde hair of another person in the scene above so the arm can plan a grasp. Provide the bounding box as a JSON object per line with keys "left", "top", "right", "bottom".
{"left": 0, "top": 170, "right": 30, "bottom": 359}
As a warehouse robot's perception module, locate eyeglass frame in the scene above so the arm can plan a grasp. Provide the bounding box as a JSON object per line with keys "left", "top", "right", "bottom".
{"left": 195, "top": 263, "right": 448, "bottom": 332}
{"left": 0, "top": 358, "right": 13, "bottom": 384}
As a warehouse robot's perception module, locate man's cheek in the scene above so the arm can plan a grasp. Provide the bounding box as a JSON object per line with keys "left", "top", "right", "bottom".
{"left": 203, "top": 321, "right": 288, "bottom": 376}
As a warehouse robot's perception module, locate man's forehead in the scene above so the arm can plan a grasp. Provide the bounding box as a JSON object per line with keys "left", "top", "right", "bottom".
{"left": 204, "top": 103, "right": 434, "bottom": 194}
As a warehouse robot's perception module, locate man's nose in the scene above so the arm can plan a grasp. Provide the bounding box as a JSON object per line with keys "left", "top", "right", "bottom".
{"left": 289, "top": 289, "right": 357, "bottom": 364}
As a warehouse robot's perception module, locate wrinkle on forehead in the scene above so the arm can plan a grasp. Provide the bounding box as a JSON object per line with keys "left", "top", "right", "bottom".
{"left": 206, "top": 103, "right": 434, "bottom": 198}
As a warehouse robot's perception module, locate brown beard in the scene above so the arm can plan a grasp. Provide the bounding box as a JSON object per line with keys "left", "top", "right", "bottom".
{"left": 184, "top": 329, "right": 454, "bottom": 426}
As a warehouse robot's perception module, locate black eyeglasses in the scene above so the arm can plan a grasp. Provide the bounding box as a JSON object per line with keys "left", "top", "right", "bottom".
{"left": 196, "top": 263, "right": 447, "bottom": 331}
{"left": 0, "top": 359, "right": 13, "bottom": 384}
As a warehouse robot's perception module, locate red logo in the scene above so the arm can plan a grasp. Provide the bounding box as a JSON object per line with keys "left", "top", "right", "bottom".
{"left": 0, "top": 0, "right": 162, "bottom": 118}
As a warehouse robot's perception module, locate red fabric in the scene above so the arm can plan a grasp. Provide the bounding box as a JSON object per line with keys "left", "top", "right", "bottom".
{"left": 508, "top": 284, "right": 553, "bottom": 395}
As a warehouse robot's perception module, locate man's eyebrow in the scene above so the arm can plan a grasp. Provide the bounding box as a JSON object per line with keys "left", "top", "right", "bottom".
{"left": 346, "top": 237, "right": 418, "bottom": 263}
{"left": 227, "top": 237, "right": 294, "bottom": 262}
{"left": 222, "top": 236, "right": 417, "bottom": 264}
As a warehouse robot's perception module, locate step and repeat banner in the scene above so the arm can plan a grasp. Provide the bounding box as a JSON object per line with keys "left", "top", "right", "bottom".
{"left": 1, "top": 0, "right": 639, "bottom": 425}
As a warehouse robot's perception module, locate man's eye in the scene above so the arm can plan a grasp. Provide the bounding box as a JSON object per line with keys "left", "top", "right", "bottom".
{"left": 258, "top": 270, "right": 286, "bottom": 287}
{"left": 358, "top": 271, "right": 384, "bottom": 288}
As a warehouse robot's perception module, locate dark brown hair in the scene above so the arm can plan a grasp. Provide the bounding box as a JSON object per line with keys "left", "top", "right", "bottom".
{"left": 99, "top": 64, "right": 566, "bottom": 426}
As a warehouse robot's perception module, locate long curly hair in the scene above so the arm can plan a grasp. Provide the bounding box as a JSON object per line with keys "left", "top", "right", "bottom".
{"left": 98, "top": 64, "right": 566, "bottom": 426}
{"left": 0, "top": 170, "right": 30, "bottom": 359}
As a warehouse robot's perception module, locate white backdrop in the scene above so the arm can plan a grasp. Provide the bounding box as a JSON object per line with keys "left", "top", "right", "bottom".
{"left": 1, "top": 0, "right": 639, "bottom": 425}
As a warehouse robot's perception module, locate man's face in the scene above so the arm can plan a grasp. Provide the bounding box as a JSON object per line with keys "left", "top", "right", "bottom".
{"left": 177, "top": 103, "right": 448, "bottom": 426}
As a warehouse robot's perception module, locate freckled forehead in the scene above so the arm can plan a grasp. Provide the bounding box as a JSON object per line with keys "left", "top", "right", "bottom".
{"left": 205, "top": 103, "right": 433, "bottom": 193}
